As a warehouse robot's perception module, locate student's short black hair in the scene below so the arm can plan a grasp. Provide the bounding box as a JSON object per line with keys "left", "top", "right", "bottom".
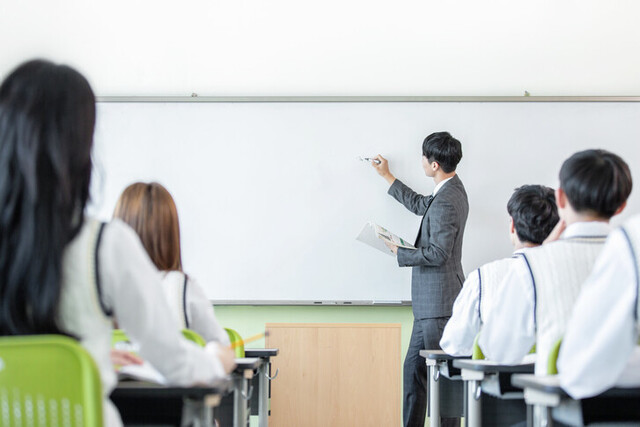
{"left": 559, "top": 149, "right": 632, "bottom": 219}
{"left": 422, "top": 132, "right": 462, "bottom": 173}
{"left": 507, "top": 185, "right": 559, "bottom": 245}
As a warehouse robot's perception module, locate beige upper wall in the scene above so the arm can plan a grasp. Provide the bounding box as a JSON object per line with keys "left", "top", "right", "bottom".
{"left": 1, "top": 0, "right": 639, "bottom": 96}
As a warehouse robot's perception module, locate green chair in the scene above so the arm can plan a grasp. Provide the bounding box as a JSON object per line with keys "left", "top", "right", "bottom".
{"left": 472, "top": 333, "right": 536, "bottom": 361}
{"left": 181, "top": 329, "right": 206, "bottom": 347}
{"left": 472, "top": 334, "right": 486, "bottom": 360}
{"left": 112, "top": 328, "right": 205, "bottom": 348}
{"left": 547, "top": 338, "right": 562, "bottom": 375}
{"left": 0, "top": 334, "right": 103, "bottom": 426}
{"left": 225, "top": 328, "right": 245, "bottom": 358}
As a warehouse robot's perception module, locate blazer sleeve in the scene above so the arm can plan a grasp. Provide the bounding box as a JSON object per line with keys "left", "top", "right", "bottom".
{"left": 387, "top": 179, "right": 431, "bottom": 216}
{"left": 396, "top": 198, "right": 458, "bottom": 267}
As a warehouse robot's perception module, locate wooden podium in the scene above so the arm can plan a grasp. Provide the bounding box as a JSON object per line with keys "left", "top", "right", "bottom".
{"left": 266, "top": 323, "right": 401, "bottom": 426}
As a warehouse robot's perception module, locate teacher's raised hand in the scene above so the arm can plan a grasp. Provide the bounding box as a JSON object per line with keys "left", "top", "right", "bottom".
{"left": 372, "top": 155, "right": 396, "bottom": 185}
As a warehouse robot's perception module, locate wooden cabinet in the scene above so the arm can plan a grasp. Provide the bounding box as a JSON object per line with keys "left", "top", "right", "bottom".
{"left": 266, "top": 323, "right": 401, "bottom": 426}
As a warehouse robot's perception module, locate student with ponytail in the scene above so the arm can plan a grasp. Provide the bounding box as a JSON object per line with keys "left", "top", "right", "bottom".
{"left": 0, "top": 59, "right": 235, "bottom": 426}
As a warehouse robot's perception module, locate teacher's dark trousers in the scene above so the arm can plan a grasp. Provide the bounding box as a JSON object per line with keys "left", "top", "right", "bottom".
{"left": 403, "top": 317, "right": 460, "bottom": 427}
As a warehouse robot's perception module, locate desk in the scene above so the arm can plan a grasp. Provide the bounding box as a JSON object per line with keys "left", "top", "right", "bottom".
{"left": 112, "top": 379, "right": 231, "bottom": 426}
{"left": 512, "top": 374, "right": 640, "bottom": 426}
{"left": 453, "top": 359, "right": 534, "bottom": 427}
{"left": 244, "top": 349, "right": 279, "bottom": 427}
{"left": 232, "top": 357, "right": 262, "bottom": 427}
{"left": 419, "top": 350, "right": 467, "bottom": 427}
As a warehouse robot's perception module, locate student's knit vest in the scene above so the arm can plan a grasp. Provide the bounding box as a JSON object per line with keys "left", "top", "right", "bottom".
{"left": 620, "top": 217, "right": 640, "bottom": 330}
{"left": 161, "top": 272, "right": 190, "bottom": 329}
{"left": 477, "top": 256, "right": 523, "bottom": 324}
{"left": 519, "top": 236, "right": 607, "bottom": 374}
{"left": 57, "top": 220, "right": 115, "bottom": 404}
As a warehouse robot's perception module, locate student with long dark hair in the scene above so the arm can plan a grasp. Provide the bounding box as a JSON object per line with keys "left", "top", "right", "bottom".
{"left": 0, "top": 59, "right": 235, "bottom": 426}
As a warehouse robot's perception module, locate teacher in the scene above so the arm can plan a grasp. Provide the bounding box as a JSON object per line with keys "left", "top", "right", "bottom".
{"left": 373, "top": 131, "right": 468, "bottom": 427}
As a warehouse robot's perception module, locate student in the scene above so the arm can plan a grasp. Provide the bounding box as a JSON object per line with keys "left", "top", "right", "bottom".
{"left": 479, "top": 149, "right": 632, "bottom": 375}
{"left": 440, "top": 185, "right": 559, "bottom": 356}
{"left": 558, "top": 215, "right": 640, "bottom": 398}
{"left": 0, "top": 59, "right": 235, "bottom": 427}
{"left": 372, "top": 132, "right": 468, "bottom": 427}
{"left": 113, "top": 182, "right": 230, "bottom": 345}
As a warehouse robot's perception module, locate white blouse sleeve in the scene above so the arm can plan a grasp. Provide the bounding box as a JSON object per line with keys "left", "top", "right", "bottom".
{"left": 187, "top": 277, "right": 231, "bottom": 346}
{"left": 440, "top": 269, "right": 480, "bottom": 356}
{"left": 478, "top": 258, "right": 536, "bottom": 364}
{"left": 99, "top": 220, "right": 225, "bottom": 385}
{"left": 559, "top": 229, "right": 640, "bottom": 398}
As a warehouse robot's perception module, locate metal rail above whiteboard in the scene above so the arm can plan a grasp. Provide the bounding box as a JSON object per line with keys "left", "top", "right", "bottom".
{"left": 97, "top": 96, "right": 640, "bottom": 103}
{"left": 210, "top": 300, "right": 413, "bottom": 306}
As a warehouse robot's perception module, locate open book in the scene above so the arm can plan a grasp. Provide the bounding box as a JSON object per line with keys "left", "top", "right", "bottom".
{"left": 118, "top": 361, "right": 168, "bottom": 385}
{"left": 114, "top": 340, "right": 168, "bottom": 384}
{"left": 356, "top": 222, "right": 415, "bottom": 256}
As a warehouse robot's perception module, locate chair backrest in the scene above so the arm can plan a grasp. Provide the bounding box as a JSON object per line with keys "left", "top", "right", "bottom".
{"left": 225, "top": 328, "right": 245, "bottom": 358}
{"left": 472, "top": 333, "right": 537, "bottom": 361}
{"left": 112, "top": 328, "right": 206, "bottom": 348}
{"left": 0, "top": 335, "right": 103, "bottom": 426}
{"left": 547, "top": 338, "right": 562, "bottom": 375}
{"left": 472, "top": 334, "right": 485, "bottom": 360}
{"left": 181, "top": 329, "right": 206, "bottom": 347}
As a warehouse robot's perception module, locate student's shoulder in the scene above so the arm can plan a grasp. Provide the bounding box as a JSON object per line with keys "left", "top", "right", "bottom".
{"left": 480, "top": 255, "right": 522, "bottom": 271}
{"left": 102, "top": 218, "right": 142, "bottom": 244}
{"left": 93, "top": 218, "right": 148, "bottom": 261}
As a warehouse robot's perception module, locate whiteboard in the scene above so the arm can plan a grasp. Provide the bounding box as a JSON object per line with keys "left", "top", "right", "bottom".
{"left": 89, "top": 100, "right": 640, "bottom": 302}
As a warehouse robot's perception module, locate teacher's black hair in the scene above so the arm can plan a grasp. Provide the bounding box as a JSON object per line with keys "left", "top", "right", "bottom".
{"left": 422, "top": 131, "right": 462, "bottom": 173}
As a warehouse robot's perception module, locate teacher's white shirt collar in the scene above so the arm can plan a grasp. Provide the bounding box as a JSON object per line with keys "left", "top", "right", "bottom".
{"left": 432, "top": 176, "right": 454, "bottom": 196}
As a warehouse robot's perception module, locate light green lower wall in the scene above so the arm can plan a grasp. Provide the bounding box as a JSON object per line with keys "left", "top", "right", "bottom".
{"left": 214, "top": 305, "right": 414, "bottom": 354}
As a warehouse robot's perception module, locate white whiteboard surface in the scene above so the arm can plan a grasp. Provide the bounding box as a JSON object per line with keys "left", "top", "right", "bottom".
{"left": 89, "top": 101, "right": 640, "bottom": 302}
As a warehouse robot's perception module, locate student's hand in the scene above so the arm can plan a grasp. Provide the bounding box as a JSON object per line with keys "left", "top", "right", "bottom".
{"left": 384, "top": 241, "right": 399, "bottom": 255}
{"left": 373, "top": 155, "right": 396, "bottom": 185}
{"left": 219, "top": 347, "right": 237, "bottom": 374}
{"left": 111, "top": 349, "right": 143, "bottom": 369}
{"left": 543, "top": 219, "right": 567, "bottom": 244}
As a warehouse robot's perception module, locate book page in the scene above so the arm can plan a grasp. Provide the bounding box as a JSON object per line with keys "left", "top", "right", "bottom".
{"left": 356, "top": 222, "right": 415, "bottom": 255}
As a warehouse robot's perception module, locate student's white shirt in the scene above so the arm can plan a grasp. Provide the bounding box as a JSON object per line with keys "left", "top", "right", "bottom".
{"left": 59, "top": 219, "right": 226, "bottom": 427}
{"left": 160, "top": 271, "right": 230, "bottom": 345}
{"left": 440, "top": 249, "right": 527, "bottom": 356}
{"left": 478, "top": 221, "right": 611, "bottom": 373}
{"left": 559, "top": 218, "right": 640, "bottom": 398}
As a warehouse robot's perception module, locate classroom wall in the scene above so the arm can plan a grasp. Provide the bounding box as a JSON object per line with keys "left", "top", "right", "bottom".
{"left": 2, "top": 1, "right": 640, "bottom": 96}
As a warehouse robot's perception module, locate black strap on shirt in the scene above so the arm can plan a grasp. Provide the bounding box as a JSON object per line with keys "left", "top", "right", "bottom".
{"left": 182, "top": 275, "right": 190, "bottom": 328}
{"left": 477, "top": 268, "right": 483, "bottom": 323}
{"left": 517, "top": 252, "right": 537, "bottom": 332}
{"left": 620, "top": 227, "right": 640, "bottom": 323}
{"left": 95, "top": 222, "right": 113, "bottom": 317}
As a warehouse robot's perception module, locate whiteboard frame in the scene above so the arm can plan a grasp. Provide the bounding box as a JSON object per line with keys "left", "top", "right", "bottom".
{"left": 95, "top": 96, "right": 640, "bottom": 305}
{"left": 97, "top": 96, "right": 640, "bottom": 103}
